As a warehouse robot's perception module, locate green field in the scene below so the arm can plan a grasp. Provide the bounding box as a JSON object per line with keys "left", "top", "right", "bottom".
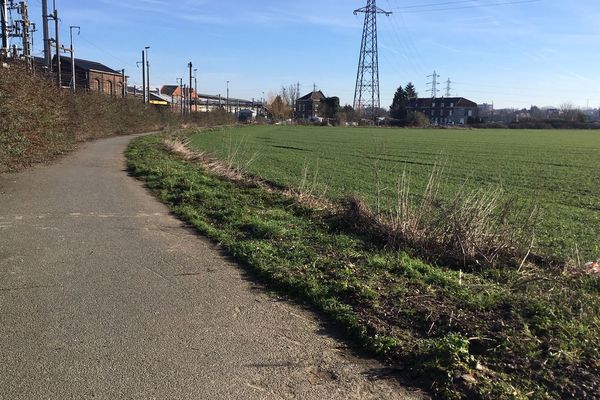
{"left": 128, "top": 134, "right": 600, "bottom": 398}
{"left": 189, "top": 126, "right": 600, "bottom": 261}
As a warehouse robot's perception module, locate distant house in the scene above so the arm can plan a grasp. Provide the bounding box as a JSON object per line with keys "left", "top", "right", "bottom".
{"left": 51, "top": 56, "right": 125, "bottom": 95}
{"left": 160, "top": 85, "right": 198, "bottom": 101}
{"left": 408, "top": 97, "right": 478, "bottom": 125}
{"left": 160, "top": 85, "right": 199, "bottom": 108}
{"left": 296, "top": 90, "right": 326, "bottom": 119}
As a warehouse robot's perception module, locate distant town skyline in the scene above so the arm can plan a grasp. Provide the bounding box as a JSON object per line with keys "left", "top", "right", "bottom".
{"left": 16, "top": 0, "right": 600, "bottom": 109}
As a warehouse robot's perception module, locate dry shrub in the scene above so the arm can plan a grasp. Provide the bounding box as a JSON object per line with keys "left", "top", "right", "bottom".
{"left": 285, "top": 160, "right": 329, "bottom": 207}
{"left": 344, "top": 165, "right": 540, "bottom": 268}
{"left": 163, "top": 136, "right": 332, "bottom": 210}
{"left": 0, "top": 62, "right": 171, "bottom": 172}
{"left": 163, "top": 135, "right": 254, "bottom": 184}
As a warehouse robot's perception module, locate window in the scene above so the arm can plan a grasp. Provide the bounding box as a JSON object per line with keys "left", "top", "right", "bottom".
{"left": 450, "top": 102, "right": 454, "bottom": 108}
{"left": 94, "top": 78, "right": 101, "bottom": 93}
{"left": 117, "top": 82, "right": 123, "bottom": 97}
{"left": 105, "top": 81, "right": 114, "bottom": 96}
{"left": 432, "top": 102, "right": 436, "bottom": 108}
{"left": 468, "top": 110, "right": 473, "bottom": 117}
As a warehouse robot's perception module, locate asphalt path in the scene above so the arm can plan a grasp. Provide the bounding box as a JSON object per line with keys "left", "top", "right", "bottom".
{"left": 0, "top": 134, "right": 424, "bottom": 399}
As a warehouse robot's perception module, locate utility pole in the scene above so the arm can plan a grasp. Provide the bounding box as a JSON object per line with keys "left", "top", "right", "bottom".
{"left": 51, "top": 7, "right": 61, "bottom": 87}
{"left": 445, "top": 78, "right": 452, "bottom": 97}
{"left": 188, "top": 62, "right": 193, "bottom": 115}
{"left": 17, "top": 1, "right": 32, "bottom": 64}
{"left": 427, "top": 70, "right": 440, "bottom": 99}
{"left": 193, "top": 68, "right": 198, "bottom": 113}
{"left": 121, "top": 69, "right": 126, "bottom": 98}
{"left": 226, "top": 80, "right": 230, "bottom": 113}
{"left": 353, "top": 0, "right": 391, "bottom": 119}
{"left": 41, "top": 0, "right": 50, "bottom": 67}
{"left": 183, "top": 84, "right": 187, "bottom": 116}
{"left": 144, "top": 46, "right": 150, "bottom": 103}
{"left": 69, "top": 26, "right": 79, "bottom": 93}
{"left": 140, "top": 49, "right": 146, "bottom": 103}
{"left": 177, "top": 78, "right": 183, "bottom": 116}
{"left": 296, "top": 81, "right": 300, "bottom": 117}
{"left": 1, "top": 0, "right": 8, "bottom": 59}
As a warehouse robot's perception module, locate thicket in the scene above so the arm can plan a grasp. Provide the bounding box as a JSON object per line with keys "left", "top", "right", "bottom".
{"left": 0, "top": 62, "right": 235, "bottom": 173}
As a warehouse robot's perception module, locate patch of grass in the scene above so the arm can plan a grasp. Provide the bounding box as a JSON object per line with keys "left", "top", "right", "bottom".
{"left": 188, "top": 125, "right": 600, "bottom": 262}
{"left": 127, "top": 134, "right": 600, "bottom": 399}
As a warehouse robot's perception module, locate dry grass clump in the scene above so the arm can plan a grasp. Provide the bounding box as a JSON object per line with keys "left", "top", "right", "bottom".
{"left": 163, "top": 135, "right": 251, "bottom": 182}
{"left": 163, "top": 135, "right": 332, "bottom": 210}
{"left": 164, "top": 135, "right": 539, "bottom": 268}
{"left": 344, "top": 165, "right": 540, "bottom": 269}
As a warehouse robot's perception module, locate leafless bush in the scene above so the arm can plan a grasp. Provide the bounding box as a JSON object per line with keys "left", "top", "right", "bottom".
{"left": 284, "top": 160, "right": 329, "bottom": 207}
{"left": 344, "top": 165, "right": 540, "bottom": 268}
{"left": 162, "top": 136, "right": 332, "bottom": 210}
{"left": 0, "top": 62, "right": 168, "bottom": 172}
{"left": 163, "top": 135, "right": 256, "bottom": 184}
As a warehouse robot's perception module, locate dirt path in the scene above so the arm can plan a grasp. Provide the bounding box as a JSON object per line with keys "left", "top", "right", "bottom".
{"left": 0, "top": 134, "right": 424, "bottom": 399}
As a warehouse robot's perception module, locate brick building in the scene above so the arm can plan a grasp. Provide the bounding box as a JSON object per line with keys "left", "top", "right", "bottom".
{"left": 160, "top": 85, "right": 198, "bottom": 102}
{"left": 296, "top": 90, "right": 326, "bottom": 119}
{"left": 408, "top": 97, "right": 478, "bottom": 125}
{"left": 52, "top": 56, "right": 125, "bottom": 95}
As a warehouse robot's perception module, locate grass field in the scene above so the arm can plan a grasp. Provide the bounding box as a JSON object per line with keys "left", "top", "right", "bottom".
{"left": 189, "top": 126, "right": 600, "bottom": 262}
{"left": 128, "top": 134, "right": 600, "bottom": 398}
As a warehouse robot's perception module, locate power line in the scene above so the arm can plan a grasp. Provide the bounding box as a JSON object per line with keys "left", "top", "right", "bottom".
{"left": 391, "top": 0, "right": 542, "bottom": 13}
{"left": 392, "top": 0, "right": 507, "bottom": 9}
{"left": 353, "top": 0, "right": 392, "bottom": 118}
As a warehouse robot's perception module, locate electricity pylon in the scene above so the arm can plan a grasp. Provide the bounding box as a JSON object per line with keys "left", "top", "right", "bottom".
{"left": 353, "top": 0, "right": 391, "bottom": 118}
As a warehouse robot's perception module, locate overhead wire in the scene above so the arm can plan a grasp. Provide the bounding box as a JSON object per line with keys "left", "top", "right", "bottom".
{"left": 390, "top": 0, "right": 543, "bottom": 14}
{"left": 381, "top": 0, "right": 423, "bottom": 77}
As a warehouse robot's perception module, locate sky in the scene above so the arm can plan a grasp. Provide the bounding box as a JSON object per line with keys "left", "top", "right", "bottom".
{"left": 13, "top": 0, "right": 600, "bottom": 109}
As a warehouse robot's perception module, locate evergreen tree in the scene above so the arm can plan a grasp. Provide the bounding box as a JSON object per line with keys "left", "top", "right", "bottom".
{"left": 390, "top": 86, "right": 408, "bottom": 120}
{"left": 405, "top": 82, "right": 417, "bottom": 99}
{"left": 321, "top": 97, "right": 341, "bottom": 118}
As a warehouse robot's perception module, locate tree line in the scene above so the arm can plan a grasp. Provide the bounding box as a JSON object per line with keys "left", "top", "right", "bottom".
{"left": 265, "top": 82, "right": 429, "bottom": 126}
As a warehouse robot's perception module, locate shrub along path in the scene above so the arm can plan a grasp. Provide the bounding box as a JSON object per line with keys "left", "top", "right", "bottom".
{"left": 0, "top": 134, "right": 420, "bottom": 400}
{"left": 125, "top": 134, "right": 599, "bottom": 399}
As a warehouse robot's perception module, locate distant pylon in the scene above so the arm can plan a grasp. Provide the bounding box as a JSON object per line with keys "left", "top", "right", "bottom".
{"left": 445, "top": 78, "right": 452, "bottom": 97}
{"left": 427, "top": 70, "right": 440, "bottom": 98}
{"left": 353, "top": 0, "right": 391, "bottom": 118}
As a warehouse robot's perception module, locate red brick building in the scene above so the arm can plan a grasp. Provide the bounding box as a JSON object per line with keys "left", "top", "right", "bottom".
{"left": 295, "top": 90, "right": 326, "bottom": 119}
{"left": 160, "top": 85, "right": 198, "bottom": 101}
{"left": 53, "top": 56, "right": 125, "bottom": 95}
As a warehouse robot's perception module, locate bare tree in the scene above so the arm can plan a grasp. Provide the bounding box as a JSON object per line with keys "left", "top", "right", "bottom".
{"left": 559, "top": 102, "right": 585, "bottom": 122}
{"left": 268, "top": 95, "right": 291, "bottom": 121}
{"left": 281, "top": 84, "right": 300, "bottom": 112}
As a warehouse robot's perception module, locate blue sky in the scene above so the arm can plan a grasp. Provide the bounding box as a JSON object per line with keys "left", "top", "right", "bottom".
{"left": 19, "top": 0, "right": 600, "bottom": 108}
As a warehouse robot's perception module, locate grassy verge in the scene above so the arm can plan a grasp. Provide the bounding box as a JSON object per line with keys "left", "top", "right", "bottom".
{"left": 127, "top": 134, "right": 599, "bottom": 399}
{"left": 188, "top": 125, "right": 600, "bottom": 262}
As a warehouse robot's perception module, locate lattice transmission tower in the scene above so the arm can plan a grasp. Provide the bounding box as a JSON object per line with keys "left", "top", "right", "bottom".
{"left": 353, "top": 0, "right": 391, "bottom": 118}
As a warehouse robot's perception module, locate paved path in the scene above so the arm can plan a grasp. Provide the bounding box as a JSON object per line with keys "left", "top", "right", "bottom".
{"left": 0, "top": 135, "right": 423, "bottom": 400}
